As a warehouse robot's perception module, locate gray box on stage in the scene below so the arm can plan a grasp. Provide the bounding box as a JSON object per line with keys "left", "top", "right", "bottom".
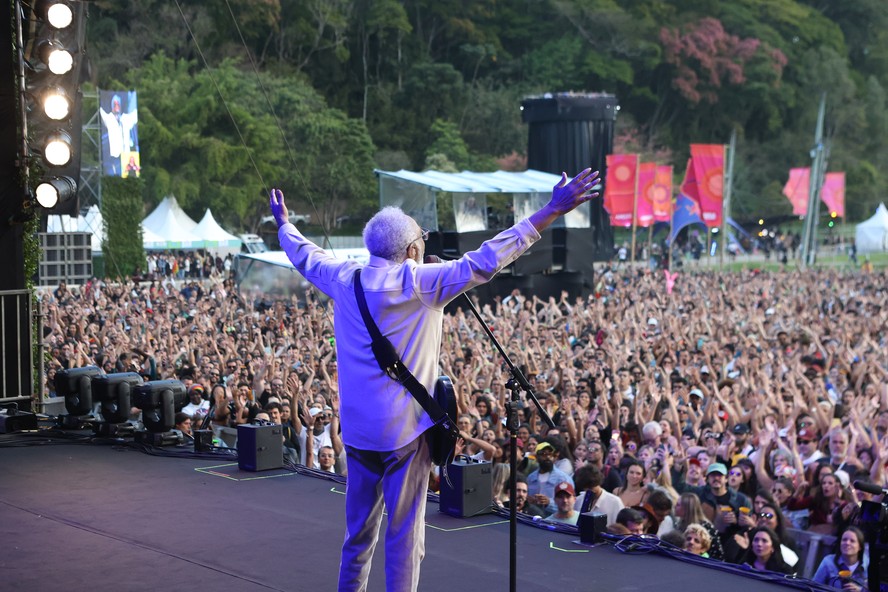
{"left": 237, "top": 423, "right": 283, "bottom": 471}
{"left": 439, "top": 458, "right": 493, "bottom": 518}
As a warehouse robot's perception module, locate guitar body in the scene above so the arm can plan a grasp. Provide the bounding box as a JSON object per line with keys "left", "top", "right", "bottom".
{"left": 428, "top": 375, "right": 458, "bottom": 466}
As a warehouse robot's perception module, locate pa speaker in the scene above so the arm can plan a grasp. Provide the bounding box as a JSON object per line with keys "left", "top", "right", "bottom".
{"left": 237, "top": 423, "right": 283, "bottom": 471}
{"left": 439, "top": 458, "right": 493, "bottom": 518}
{"left": 578, "top": 511, "right": 608, "bottom": 544}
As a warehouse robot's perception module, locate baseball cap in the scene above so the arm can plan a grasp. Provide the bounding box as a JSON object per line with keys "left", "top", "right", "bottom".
{"left": 706, "top": 462, "right": 727, "bottom": 476}
{"left": 554, "top": 482, "right": 575, "bottom": 497}
{"left": 797, "top": 428, "right": 815, "bottom": 441}
{"left": 536, "top": 442, "right": 555, "bottom": 454}
{"left": 309, "top": 407, "right": 323, "bottom": 417}
{"left": 732, "top": 423, "right": 750, "bottom": 435}
{"left": 687, "top": 457, "right": 701, "bottom": 467}
{"left": 647, "top": 317, "right": 659, "bottom": 326}
{"left": 689, "top": 388, "right": 704, "bottom": 400}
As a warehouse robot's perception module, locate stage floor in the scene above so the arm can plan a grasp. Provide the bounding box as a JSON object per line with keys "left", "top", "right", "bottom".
{"left": 0, "top": 437, "right": 817, "bottom": 591}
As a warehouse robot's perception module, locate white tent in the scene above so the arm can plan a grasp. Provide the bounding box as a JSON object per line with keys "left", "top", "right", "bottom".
{"left": 141, "top": 195, "right": 201, "bottom": 250}
{"left": 192, "top": 210, "right": 242, "bottom": 254}
{"left": 855, "top": 203, "right": 888, "bottom": 253}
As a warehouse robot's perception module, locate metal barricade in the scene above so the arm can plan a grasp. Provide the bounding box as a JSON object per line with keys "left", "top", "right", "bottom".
{"left": 787, "top": 528, "right": 836, "bottom": 579}
{"left": 0, "top": 289, "right": 34, "bottom": 410}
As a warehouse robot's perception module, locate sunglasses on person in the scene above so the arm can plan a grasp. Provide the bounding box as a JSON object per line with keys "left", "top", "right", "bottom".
{"left": 758, "top": 512, "right": 775, "bottom": 520}
{"left": 728, "top": 470, "right": 743, "bottom": 477}
{"left": 797, "top": 438, "right": 813, "bottom": 445}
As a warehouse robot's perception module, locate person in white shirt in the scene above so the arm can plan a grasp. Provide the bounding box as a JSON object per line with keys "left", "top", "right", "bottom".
{"left": 270, "top": 168, "right": 600, "bottom": 592}
{"left": 574, "top": 464, "right": 624, "bottom": 525}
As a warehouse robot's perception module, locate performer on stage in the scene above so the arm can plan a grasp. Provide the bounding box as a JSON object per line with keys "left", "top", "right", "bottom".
{"left": 269, "top": 167, "right": 599, "bottom": 592}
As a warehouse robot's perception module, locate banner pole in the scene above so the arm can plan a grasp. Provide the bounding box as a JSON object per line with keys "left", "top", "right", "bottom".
{"left": 630, "top": 155, "right": 639, "bottom": 264}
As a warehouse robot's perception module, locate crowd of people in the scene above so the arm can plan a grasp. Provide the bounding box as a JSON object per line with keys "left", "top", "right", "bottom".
{"left": 41, "top": 260, "right": 886, "bottom": 589}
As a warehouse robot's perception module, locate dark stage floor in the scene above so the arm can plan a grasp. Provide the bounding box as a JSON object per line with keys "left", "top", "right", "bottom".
{"left": 0, "top": 438, "right": 824, "bottom": 592}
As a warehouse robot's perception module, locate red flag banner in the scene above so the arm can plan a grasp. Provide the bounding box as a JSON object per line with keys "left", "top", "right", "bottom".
{"left": 636, "top": 163, "right": 656, "bottom": 227}
{"left": 603, "top": 154, "right": 639, "bottom": 227}
{"left": 782, "top": 167, "right": 810, "bottom": 215}
{"left": 690, "top": 144, "right": 724, "bottom": 227}
{"left": 822, "top": 172, "right": 845, "bottom": 218}
{"left": 653, "top": 165, "right": 673, "bottom": 222}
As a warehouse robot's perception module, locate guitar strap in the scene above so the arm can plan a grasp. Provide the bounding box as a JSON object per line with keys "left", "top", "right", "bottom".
{"left": 353, "top": 269, "right": 449, "bottom": 424}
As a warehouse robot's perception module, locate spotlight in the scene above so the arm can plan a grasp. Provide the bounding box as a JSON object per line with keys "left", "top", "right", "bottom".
{"left": 45, "top": 2, "right": 74, "bottom": 29}
{"left": 35, "top": 176, "right": 76, "bottom": 208}
{"left": 92, "top": 372, "right": 143, "bottom": 424}
{"left": 36, "top": 40, "right": 73, "bottom": 75}
{"left": 42, "top": 87, "right": 71, "bottom": 120}
{"left": 55, "top": 365, "right": 101, "bottom": 417}
{"left": 43, "top": 129, "right": 73, "bottom": 165}
{"left": 133, "top": 380, "right": 187, "bottom": 433}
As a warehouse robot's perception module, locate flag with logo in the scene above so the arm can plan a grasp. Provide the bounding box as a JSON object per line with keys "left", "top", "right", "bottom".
{"left": 603, "top": 154, "right": 639, "bottom": 227}
{"left": 689, "top": 144, "right": 724, "bottom": 227}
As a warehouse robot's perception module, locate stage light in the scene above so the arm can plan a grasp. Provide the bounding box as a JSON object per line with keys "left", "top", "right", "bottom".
{"left": 830, "top": 211, "right": 837, "bottom": 218}
{"left": 55, "top": 366, "right": 102, "bottom": 416}
{"left": 36, "top": 40, "right": 73, "bottom": 75}
{"left": 42, "top": 87, "right": 70, "bottom": 120}
{"left": 26, "top": 0, "right": 86, "bottom": 214}
{"left": 45, "top": 2, "right": 74, "bottom": 29}
{"left": 758, "top": 219, "right": 764, "bottom": 225}
{"left": 133, "top": 380, "right": 188, "bottom": 433}
{"left": 92, "top": 372, "right": 143, "bottom": 424}
{"left": 43, "top": 129, "right": 72, "bottom": 165}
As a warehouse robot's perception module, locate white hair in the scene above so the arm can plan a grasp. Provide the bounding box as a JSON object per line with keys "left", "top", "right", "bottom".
{"left": 642, "top": 421, "right": 663, "bottom": 441}
{"left": 362, "top": 206, "right": 418, "bottom": 261}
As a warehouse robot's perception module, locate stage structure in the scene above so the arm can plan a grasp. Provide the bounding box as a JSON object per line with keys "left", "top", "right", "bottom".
{"left": 376, "top": 169, "right": 593, "bottom": 299}
{"left": 521, "top": 92, "right": 618, "bottom": 263}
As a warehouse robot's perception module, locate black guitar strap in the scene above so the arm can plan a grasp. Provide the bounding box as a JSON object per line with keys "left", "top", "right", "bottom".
{"left": 353, "top": 269, "right": 448, "bottom": 424}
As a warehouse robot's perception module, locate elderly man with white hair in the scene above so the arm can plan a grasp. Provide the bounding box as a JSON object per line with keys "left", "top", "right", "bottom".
{"left": 269, "top": 167, "right": 600, "bottom": 592}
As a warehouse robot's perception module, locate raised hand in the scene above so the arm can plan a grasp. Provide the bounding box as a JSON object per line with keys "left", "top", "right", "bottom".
{"left": 548, "top": 168, "right": 600, "bottom": 215}
{"left": 269, "top": 188, "right": 289, "bottom": 228}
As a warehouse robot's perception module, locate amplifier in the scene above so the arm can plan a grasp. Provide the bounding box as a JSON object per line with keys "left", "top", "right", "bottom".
{"left": 237, "top": 423, "right": 283, "bottom": 471}
{"left": 578, "top": 512, "right": 608, "bottom": 544}
{"left": 439, "top": 458, "right": 493, "bottom": 518}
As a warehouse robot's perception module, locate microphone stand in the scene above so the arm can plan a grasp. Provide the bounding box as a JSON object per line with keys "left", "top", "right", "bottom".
{"left": 459, "top": 293, "right": 555, "bottom": 592}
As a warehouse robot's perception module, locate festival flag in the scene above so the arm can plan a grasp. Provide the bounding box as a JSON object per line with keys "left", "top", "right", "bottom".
{"left": 653, "top": 165, "right": 673, "bottom": 222}
{"left": 782, "top": 168, "right": 810, "bottom": 215}
{"left": 635, "top": 163, "right": 656, "bottom": 227}
{"left": 603, "top": 154, "right": 639, "bottom": 227}
{"left": 822, "top": 172, "right": 845, "bottom": 218}
{"left": 690, "top": 144, "right": 724, "bottom": 227}
{"left": 782, "top": 168, "right": 845, "bottom": 217}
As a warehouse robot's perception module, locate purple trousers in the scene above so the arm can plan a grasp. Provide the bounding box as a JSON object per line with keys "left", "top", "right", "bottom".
{"left": 338, "top": 435, "right": 431, "bottom": 592}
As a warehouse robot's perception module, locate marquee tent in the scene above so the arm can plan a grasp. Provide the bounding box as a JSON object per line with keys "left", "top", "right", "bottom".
{"left": 142, "top": 195, "right": 198, "bottom": 235}
{"left": 855, "top": 203, "right": 888, "bottom": 253}
{"left": 192, "top": 210, "right": 242, "bottom": 254}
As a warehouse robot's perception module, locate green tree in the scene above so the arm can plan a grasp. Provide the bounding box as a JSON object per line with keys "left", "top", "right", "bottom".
{"left": 101, "top": 176, "right": 145, "bottom": 278}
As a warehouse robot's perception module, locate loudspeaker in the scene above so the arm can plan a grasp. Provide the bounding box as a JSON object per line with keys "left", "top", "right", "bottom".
{"left": 439, "top": 458, "right": 493, "bottom": 517}
{"left": 194, "top": 429, "right": 214, "bottom": 452}
{"left": 237, "top": 424, "right": 283, "bottom": 471}
{"left": 0, "top": 409, "right": 38, "bottom": 433}
{"left": 578, "top": 512, "right": 608, "bottom": 544}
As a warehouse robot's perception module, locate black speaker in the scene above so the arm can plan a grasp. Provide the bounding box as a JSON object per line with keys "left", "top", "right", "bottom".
{"left": 578, "top": 512, "right": 608, "bottom": 544}
{"left": 439, "top": 458, "right": 493, "bottom": 517}
{"left": 237, "top": 424, "right": 283, "bottom": 471}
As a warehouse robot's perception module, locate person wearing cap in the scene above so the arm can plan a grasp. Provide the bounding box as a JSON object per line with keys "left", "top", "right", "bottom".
{"left": 796, "top": 427, "right": 825, "bottom": 468}
{"left": 545, "top": 482, "right": 579, "bottom": 525}
{"left": 688, "top": 387, "right": 705, "bottom": 412}
{"left": 182, "top": 384, "right": 210, "bottom": 420}
{"left": 689, "top": 462, "right": 751, "bottom": 528}
{"left": 526, "top": 440, "right": 574, "bottom": 514}
{"left": 731, "top": 423, "right": 754, "bottom": 457}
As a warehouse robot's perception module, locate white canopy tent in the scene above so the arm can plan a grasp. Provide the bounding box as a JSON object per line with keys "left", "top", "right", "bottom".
{"left": 855, "top": 203, "right": 888, "bottom": 253}
{"left": 142, "top": 195, "right": 198, "bottom": 235}
{"left": 192, "top": 210, "right": 242, "bottom": 254}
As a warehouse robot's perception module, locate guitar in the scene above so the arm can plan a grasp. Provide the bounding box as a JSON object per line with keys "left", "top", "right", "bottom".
{"left": 428, "top": 375, "right": 459, "bottom": 466}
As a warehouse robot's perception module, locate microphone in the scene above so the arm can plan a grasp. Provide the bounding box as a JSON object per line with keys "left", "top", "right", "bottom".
{"left": 424, "top": 255, "right": 442, "bottom": 264}
{"left": 853, "top": 480, "right": 887, "bottom": 496}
